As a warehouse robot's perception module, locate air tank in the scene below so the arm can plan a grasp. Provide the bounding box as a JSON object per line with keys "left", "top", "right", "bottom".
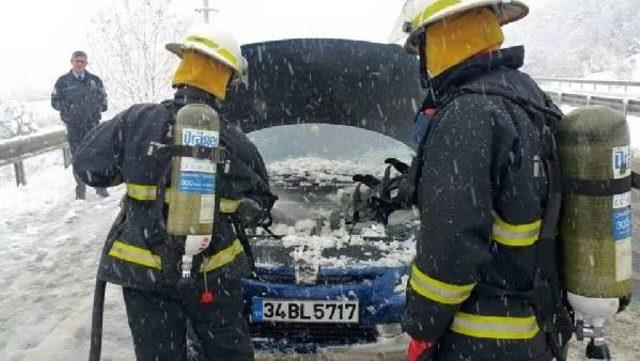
{"left": 167, "top": 103, "right": 221, "bottom": 236}
{"left": 557, "top": 105, "right": 633, "bottom": 359}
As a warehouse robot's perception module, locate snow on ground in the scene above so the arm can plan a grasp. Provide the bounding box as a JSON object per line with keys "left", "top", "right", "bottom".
{"left": 1, "top": 117, "right": 640, "bottom": 360}
{"left": 0, "top": 161, "right": 133, "bottom": 361}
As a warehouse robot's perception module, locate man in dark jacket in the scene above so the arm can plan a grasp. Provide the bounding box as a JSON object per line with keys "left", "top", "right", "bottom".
{"left": 396, "top": 1, "right": 572, "bottom": 360}
{"left": 74, "top": 26, "right": 275, "bottom": 361}
{"left": 51, "top": 50, "right": 109, "bottom": 199}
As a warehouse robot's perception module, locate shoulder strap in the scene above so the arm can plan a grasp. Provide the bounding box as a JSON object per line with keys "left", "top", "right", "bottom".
{"left": 406, "top": 87, "right": 493, "bottom": 205}
{"left": 152, "top": 110, "right": 175, "bottom": 232}
{"left": 534, "top": 118, "right": 573, "bottom": 361}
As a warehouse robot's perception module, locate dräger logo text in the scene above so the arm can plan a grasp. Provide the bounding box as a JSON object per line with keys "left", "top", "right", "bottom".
{"left": 183, "top": 130, "right": 218, "bottom": 148}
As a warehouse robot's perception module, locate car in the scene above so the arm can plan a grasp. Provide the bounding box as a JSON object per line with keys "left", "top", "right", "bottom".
{"left": 189, "top": 38, "right": 425, "bottom": 360}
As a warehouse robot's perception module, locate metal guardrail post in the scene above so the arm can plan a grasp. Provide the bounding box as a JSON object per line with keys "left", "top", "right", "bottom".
{"left": 63, "top": 146, "right": 72, "bottom": 169}
{"left": 14, "top": 161, "right": 26, "bottom": 186}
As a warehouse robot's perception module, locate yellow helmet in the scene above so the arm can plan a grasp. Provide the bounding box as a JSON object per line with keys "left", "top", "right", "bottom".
{"left": 398, "top": 0, "right": 529, "bottom": 54}
{"left": 166, "top": 25, "right": 248, "bottom": 85}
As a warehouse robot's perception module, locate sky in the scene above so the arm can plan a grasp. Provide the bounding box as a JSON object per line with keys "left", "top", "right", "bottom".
{"left": 0, "top": 0, "right": 109, "bottom": 96}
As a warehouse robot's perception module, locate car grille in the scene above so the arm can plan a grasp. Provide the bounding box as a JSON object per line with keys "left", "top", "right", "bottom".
{"left": 256, "top": 272, "right": 378, "bottom": 285}
{"left": 250, "top": 322, "right": 378, "bottom": 346}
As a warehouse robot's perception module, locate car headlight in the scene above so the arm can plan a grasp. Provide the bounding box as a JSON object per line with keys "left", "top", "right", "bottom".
{"left": 394, "top": 267, "right": 410, "bottom": 295}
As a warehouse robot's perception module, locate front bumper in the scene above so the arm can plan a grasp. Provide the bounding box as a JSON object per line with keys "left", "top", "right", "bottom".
{"left": 246, "top": 266, "right": 408, "bottom": 359}
{"left": 255, "top": 333, "right": 409, "bottom": 361}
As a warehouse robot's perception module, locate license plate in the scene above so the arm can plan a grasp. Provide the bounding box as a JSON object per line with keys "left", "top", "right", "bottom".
{"left": 252, "top": 298, "right": 359, "bottom": 323}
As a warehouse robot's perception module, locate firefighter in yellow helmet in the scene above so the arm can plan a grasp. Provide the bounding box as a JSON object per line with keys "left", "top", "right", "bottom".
{"left": 396, "top": 1, "right": 574, "bottom": 360}
{"left": 75, "top": 25, "right": 275, "bottom": 361}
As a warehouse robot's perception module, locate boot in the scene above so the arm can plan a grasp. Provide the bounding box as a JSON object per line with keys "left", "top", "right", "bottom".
{"left": 96, "top": 188, "right": 110, "bottom": 198}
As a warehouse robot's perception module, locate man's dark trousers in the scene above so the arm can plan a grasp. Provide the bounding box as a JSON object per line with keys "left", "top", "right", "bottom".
{"left": 66, "top": 120, "right": 107, "bottom": 199}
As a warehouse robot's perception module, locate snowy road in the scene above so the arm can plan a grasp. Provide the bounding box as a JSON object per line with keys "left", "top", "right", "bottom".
{"left": 0, "top": 165, "right": 134, "bottom": 361}
{"left": 1, "top": 117, "right": 640, "bottom": 360}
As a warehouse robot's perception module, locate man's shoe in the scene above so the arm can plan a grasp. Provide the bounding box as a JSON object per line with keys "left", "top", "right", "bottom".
{"left": 96, "top": 188, "right": 110, "bottom": 198}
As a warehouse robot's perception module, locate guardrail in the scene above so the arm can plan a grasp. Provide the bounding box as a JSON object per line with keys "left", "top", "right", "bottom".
{"left": 544, "top": 91, "right": 640, "bottom": 117}
{"left": 534, "top": 77, "right": 640, "bottom": 97}
{"left": 0, "top": 128, "right": 71, "bottom": 186}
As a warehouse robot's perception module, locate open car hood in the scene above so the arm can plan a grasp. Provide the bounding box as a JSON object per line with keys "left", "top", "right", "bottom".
{"left": 221, "top": 38, "right": 424, "bottom": 147}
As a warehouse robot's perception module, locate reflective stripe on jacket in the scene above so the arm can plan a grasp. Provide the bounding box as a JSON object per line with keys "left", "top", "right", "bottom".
{"left": 125, "top": 183, "right": 242, "bottom": 213}
{"left": 108, "top": 239, "right": 245, "bottom": 274}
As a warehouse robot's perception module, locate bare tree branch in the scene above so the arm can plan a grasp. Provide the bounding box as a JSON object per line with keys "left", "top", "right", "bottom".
{"left": 87, "top": 0, "right": 189, "bottom": 112}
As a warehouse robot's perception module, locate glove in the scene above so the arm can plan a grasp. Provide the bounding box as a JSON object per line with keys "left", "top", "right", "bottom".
{"left": 235, "top": 198, "right": 268, "bottom": 227}
{"left": 407, "top": 338, "right": 436, "bottom": 361}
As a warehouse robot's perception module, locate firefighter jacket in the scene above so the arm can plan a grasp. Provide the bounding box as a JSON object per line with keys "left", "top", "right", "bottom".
{"left": 403, "top": 47, "right": 565, "bottom": 360}
{"left": 73, "top": 86, "right": 275, "bottom": 291}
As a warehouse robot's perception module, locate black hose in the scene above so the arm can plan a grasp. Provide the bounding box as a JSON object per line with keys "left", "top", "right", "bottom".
{"left": 88, "top": 279, "right": 106, "bottom": 361}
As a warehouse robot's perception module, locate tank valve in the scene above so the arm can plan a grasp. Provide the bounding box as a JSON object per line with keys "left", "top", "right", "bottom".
{"left": 181, "top": 255, "right": 194, "bottom": 279}
{"left": 576, "top": 320, "right": 611, "bottom": 360}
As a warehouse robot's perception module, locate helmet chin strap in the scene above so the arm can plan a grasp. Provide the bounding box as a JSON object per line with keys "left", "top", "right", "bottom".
{"left": 417, "top": 31, "right": 432, "bottom": 90}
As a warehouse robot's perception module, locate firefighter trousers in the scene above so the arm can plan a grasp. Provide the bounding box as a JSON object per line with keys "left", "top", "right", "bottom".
{"left": 122, "top": 278, "right": 254, "bottom": 361}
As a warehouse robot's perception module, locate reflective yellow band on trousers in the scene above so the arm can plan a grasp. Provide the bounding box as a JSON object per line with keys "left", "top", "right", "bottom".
{"left": 200, "top": 239, "right": 244, "bottom": 273}
{"left": 409, "top": 264, "right": 475, "bottom": 305}
{"left": 412, "top": 0, "right": 461, "bottom": 30}
{"left": 125, "top": 183, "right": 241, "bottom": 213}
{"left": 451, "top": 312, "right": 540, "bottom": 340}
{"left": 108, "top": 241, "right": 162, "bottom": 270}
{"left": 492, "top": 216, "right": 541, "bottom": 247}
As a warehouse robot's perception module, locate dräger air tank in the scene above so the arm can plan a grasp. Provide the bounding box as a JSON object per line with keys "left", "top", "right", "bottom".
{"left": 167, "top": 103, "right": 222, "bottom": 278}
{"left": 558, "top": 106, "right": 633, "bottom": 359}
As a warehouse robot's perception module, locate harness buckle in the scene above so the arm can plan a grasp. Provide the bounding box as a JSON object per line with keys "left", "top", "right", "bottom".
{"left": 147, "top": 141, "right": 169, "bottom": 156}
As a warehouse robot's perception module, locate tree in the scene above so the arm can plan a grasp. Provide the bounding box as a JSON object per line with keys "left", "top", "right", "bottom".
{"left": 507, "top": 0, "right": 640, "bottom": 79}
{"left": 87, "top": 0, "right": 190, "bottom": 112}
{"left": 0, "top": 98, "right": 37, "bottom": 139}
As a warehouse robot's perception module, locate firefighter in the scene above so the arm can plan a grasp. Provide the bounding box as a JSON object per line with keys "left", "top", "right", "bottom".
{"left": 397, "top": 1, "right": 573, "bottom": 360}
{"left": 74, "top": 26, "right": 275, "bottom": 361}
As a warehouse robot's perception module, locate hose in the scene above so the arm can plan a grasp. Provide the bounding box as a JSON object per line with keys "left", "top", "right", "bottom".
{"left": 88, "top": 278, "right": 106, "bottom": 361}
